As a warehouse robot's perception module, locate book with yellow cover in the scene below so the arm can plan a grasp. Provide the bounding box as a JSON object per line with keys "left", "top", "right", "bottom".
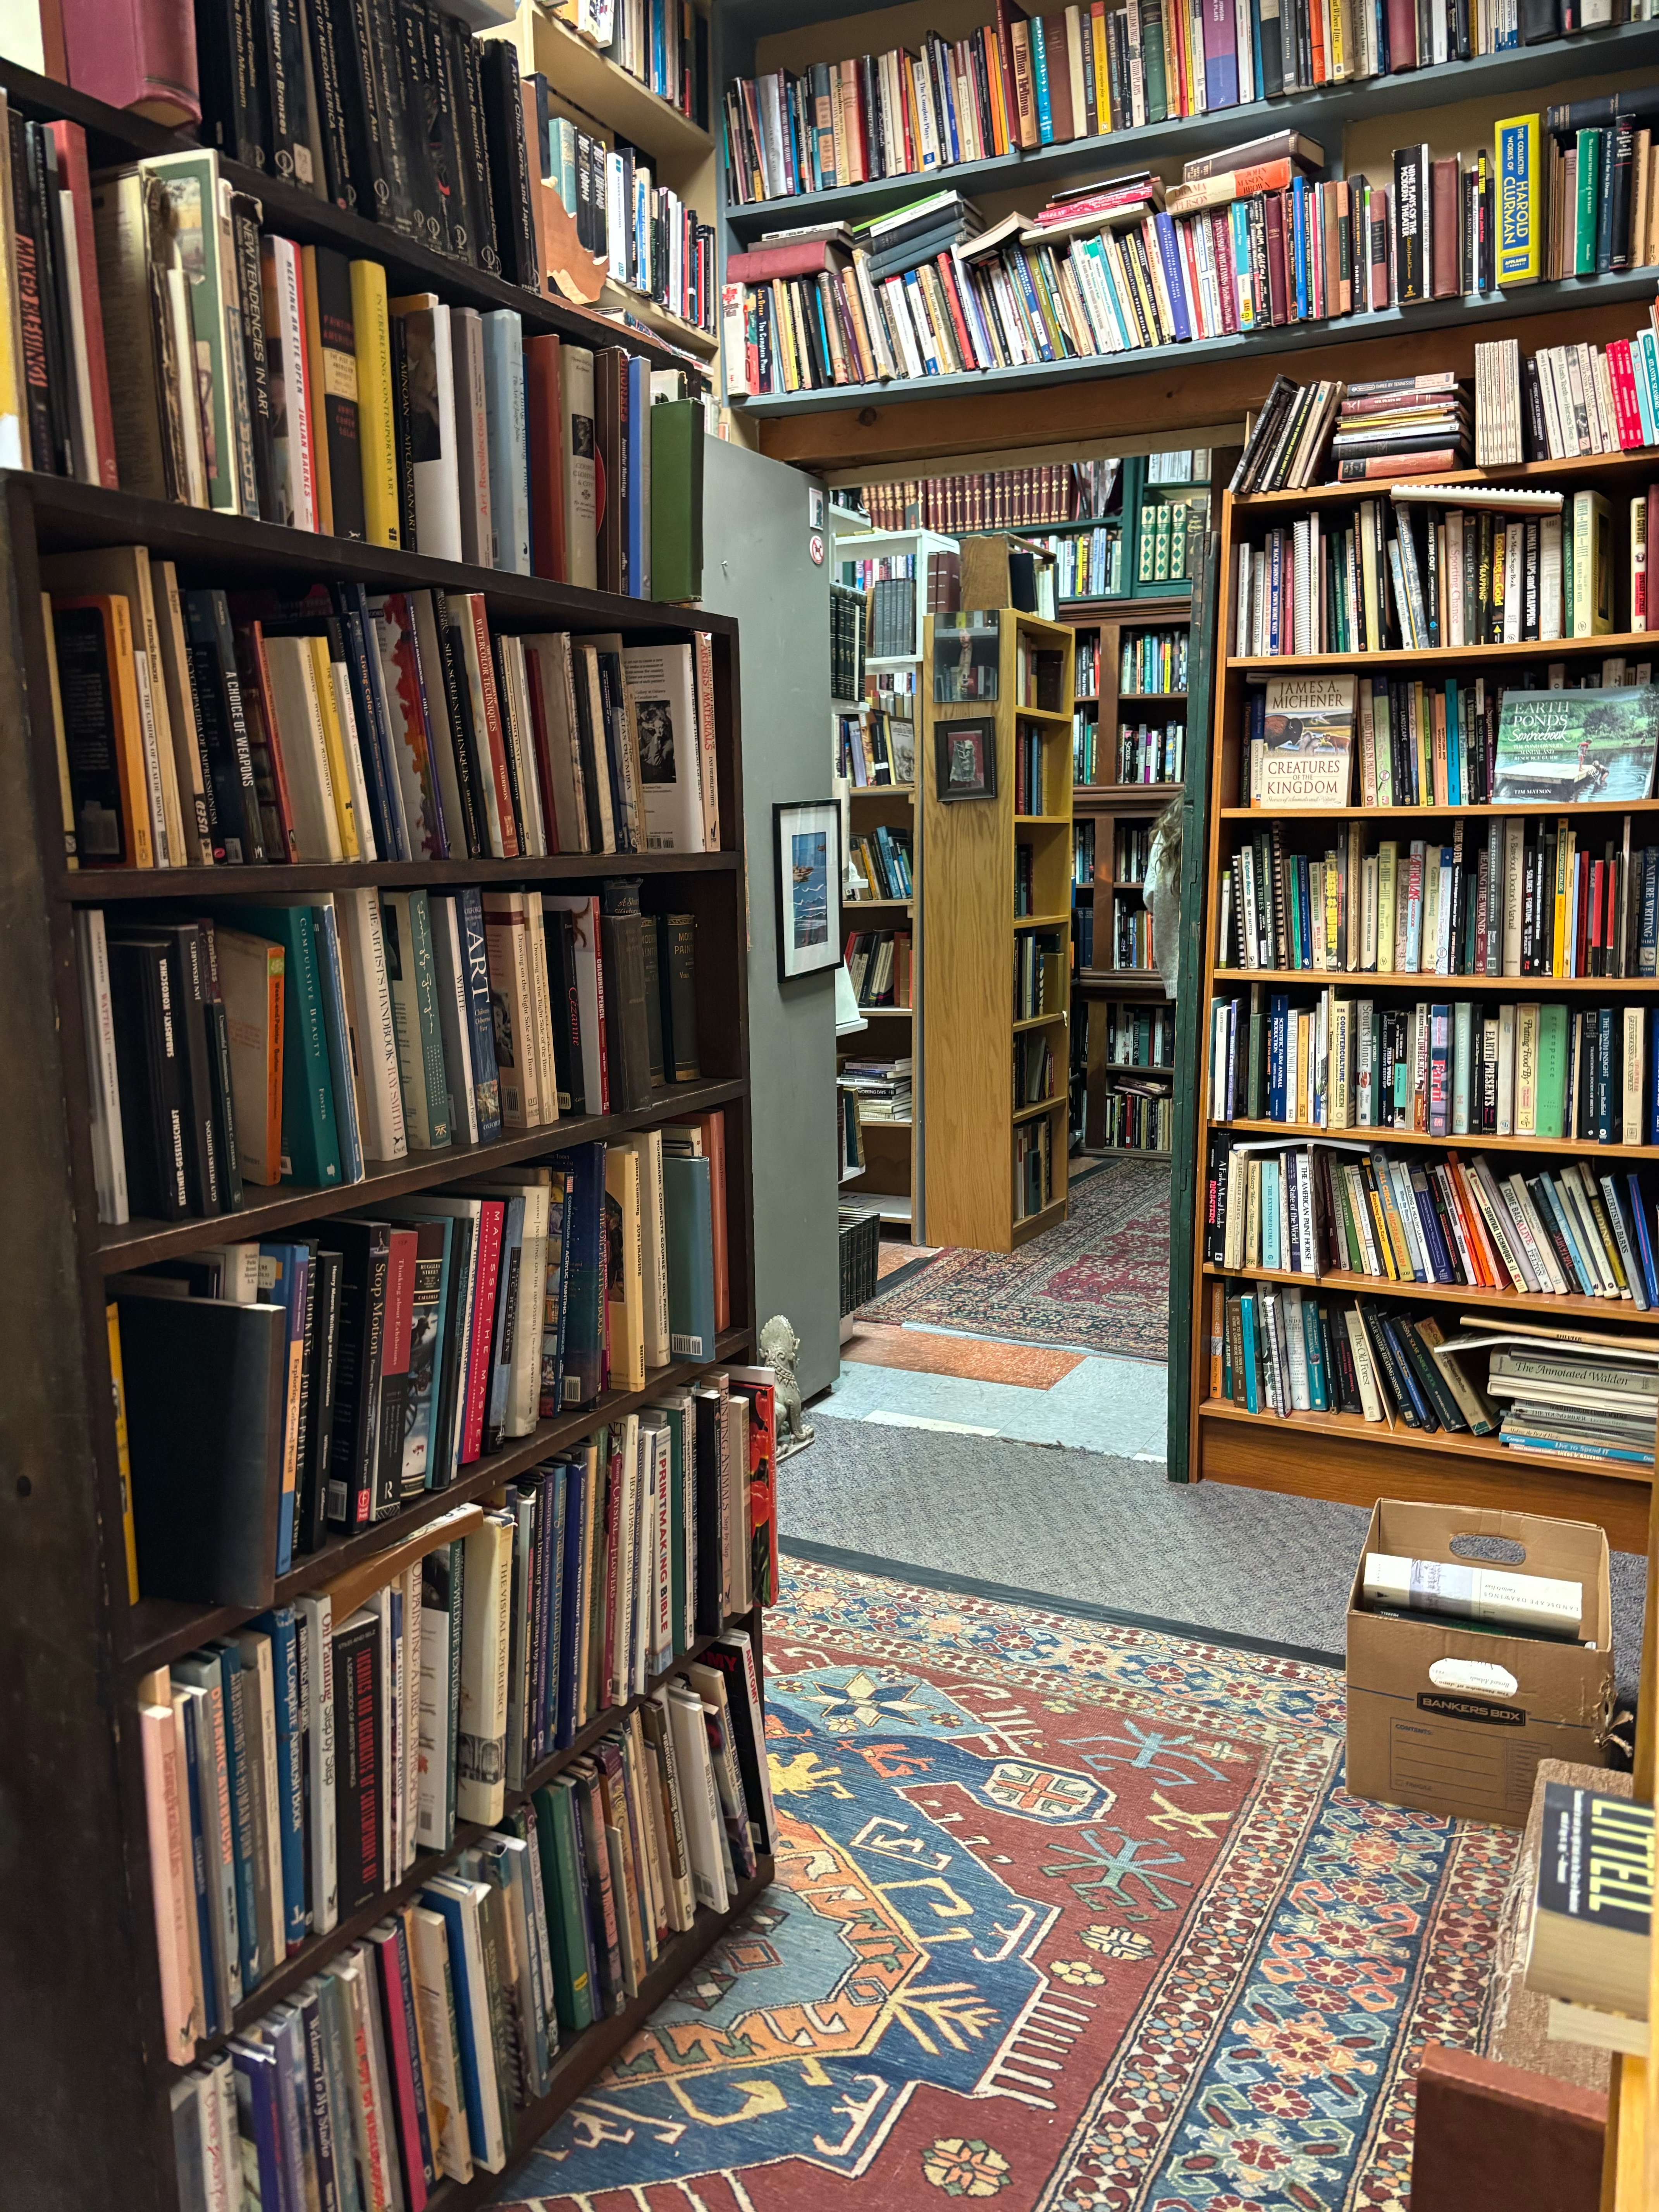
{"left": 350, "top": 257, "right": 399, "bottom": 549}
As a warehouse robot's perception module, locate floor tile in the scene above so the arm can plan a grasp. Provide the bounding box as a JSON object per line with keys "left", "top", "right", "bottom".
{"left": 876, "top": 1239, "right": 938, "bottom": 1278}
{"left": 817, "top": 1349, "right": 1169, "bottom": 1458}
{"left": 841, "top": 1323, "right": 1085, "bottom": 1388}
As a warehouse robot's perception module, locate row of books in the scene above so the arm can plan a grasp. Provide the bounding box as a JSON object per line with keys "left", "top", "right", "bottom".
{"left": 1207, "top": 983, "right": 1659, "bottom": 1143}
{"left": 551, "top": 0, "right": 711, "bottom": 128}
{"left": 1015, "top": 927, "right": 1065, "bottom": 1019}
{"left": 3, "top": 121, "right": 708, "bottom": 593}
{"left": 1208, "top": 1282, "right": 1657, "bottom": 1467}
{"left": 849, "top": 825, "right": 914, "bottom": 901}
{"left": 1073, "top": 817, "right": 1096, "bottom": 885}
{"left": 1106, "top": 1001, "right": 1175, "bottom": 1065}
{"left": 1221, "top": 819, "right": 1659, "bottom": 979}
{"left": 1132, "top": 495, "right": 1205, "bottom": 584}
{"left": 1121, "top": 629, "right": 1189, "bottom": 693}
{"left": 830, "top": 582, "right": 867, "bottom": 705}
{"left": 156, "top": 1617, "right": 776, "bottom": 2204}
{"left": 1324, "top": 374, "right": 1470, "bottom": 479}
{"left": 1042, "top": 523, "right": 1126, "bottom": 602}
{"left": 839, "top": 708, "right": 917, "bottom": 788}
{"left": 845, "top": 928, "right": 914, "bottom": 1010}
{"left": 52, "top": 564, "right": 719, "bottom": 875}
{"left": 80, "top": 877, "right": 708, "bottom": 1227}
{"left": 1110, "top": 896, "right": 1156, "bottom": 972}
{"left": 852, "top": 456, "right": 1129, "bottom": 533}
{"left": 1014, "top": 1113, "right": 1056, "bottom": 1222}
{"left": 1475, "top": 335, "right": 1659, "bottom": 470}
{"left": 1076, "top": 899, "right": 1098, "bottom": 967}
{"left": 1015, "top": 1029, "right": 1057, "bottom": 1108}
{"left": 1114, "top": 824, "right": 1153, "bottom": 882}
{"left": 1013, "top": 727, "right": 1052, "bottom": 816}
{"left": 109, "top": 1115, "right": 735, "bottom": 1600}
{"left": 1113, "top": 718, "right": 1186, "bottom": 783}
{"left": 718, "top": 0, "right": 1587, "bottom": 210}
{"left": 1100, "top": 1078, "right": 1174, "bottom": 1151}
{"left": 1206, "top": 1131, "right": 1659, "bottom": 1312}
{"left": 838, "top": 1056, "right": 913, "bottom": 1120}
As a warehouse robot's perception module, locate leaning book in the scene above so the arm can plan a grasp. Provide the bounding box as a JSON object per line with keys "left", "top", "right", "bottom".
{"left": 1258, "top": 674, "right": 1356, "bottom": 807}
{"left": 1492, "top": 686, "right": 1659, "bottom": 804}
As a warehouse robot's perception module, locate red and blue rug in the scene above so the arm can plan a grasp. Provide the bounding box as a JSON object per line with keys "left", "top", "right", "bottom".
{"left": 854, "top": 1160, "right": 1172, "bottom": 1362}
{"left": 493, "top": 1560, "right": 1516, "bottom": 2211}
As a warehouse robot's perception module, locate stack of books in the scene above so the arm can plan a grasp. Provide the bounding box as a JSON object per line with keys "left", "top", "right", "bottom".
{"left": 1487, "top": 1330, "right": 1659, "bottom": 1461}
{"left": 1328, "top": 375, "right": 1473, "bottom": 485}
{"left": 856, "top": 456, "right": 1127, "bottom": 533}
{"left": 837, "top": 1056, "right": 913, "bottom": 1120}
{"left": 1523, "top": 1780, "right": 1652, "bottom": 2056}
{"left": 849, "top": 824, "right": 913, "bottom": 900}
{"left": 846, "top": 928, "right": 914, "bottom": 1009}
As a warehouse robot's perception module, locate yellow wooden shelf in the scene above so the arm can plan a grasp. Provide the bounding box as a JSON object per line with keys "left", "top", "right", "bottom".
{"left": 526, "top": 7, "right": 712, "bottom": 169}
{"left": 1222, "top": 800, "right": 1659, "bottom": 819}
{"left": 1013, "top": 1008, "right": 1068, "bottom": 1030}
{"left": 1201, "top": 1259, "right": 1650, "bottom": 1325}
{"left": 1234, "top": 448, "right": 1659, "bottom": 511}
{"left": 1014, "top": 910, "right": 1071, "bottom": 931}
{"left": 1210, "top": 968, "right": 1659, "bottom": 991}
{"left": 1012, "top": 1195, "right": 1069, "bottom": 1245}
{"left": 1015, "top": 814, "right": 1070, "bottom": 824}
{"left": 1210, "top": 1115, "right": 1659, "bottom": 1159}
{"left": 1198, "top": 1395, "right": 1652, "bottom": 1485}
{"left": 1013, "top": 1096, "right": 1064, "bottom": 1122}
{"left": 1229, "top": 631, "right": 1653, "bottom": 672}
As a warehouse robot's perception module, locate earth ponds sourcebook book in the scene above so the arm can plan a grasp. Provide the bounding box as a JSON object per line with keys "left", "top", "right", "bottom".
{"left": 1493, "top": 686, "right": 1659, "bottom": 804}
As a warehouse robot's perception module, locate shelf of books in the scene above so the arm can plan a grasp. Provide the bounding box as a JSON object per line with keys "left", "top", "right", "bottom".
{"left": 832, "top": 518, "right": 956, "bottom": 1231}
{"left": 1188, "top": 346, "right": 1659, "bottom": 1555}
{"left": 923, "top": 606, "right": 1075, "bottom": 1250}
{"left": 0, "top": 43, "right": 769, "bottom": 2212}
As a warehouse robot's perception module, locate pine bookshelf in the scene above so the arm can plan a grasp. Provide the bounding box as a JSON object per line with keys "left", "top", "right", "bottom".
{"left": 922, "top": 607, "right": 1075, "bottom": 1250}
{"left": 1186, "top": 451, "right": 1659, "bottom": 1555}
{"left": 0, "top": 65, "right": 763, "bottom": 2212}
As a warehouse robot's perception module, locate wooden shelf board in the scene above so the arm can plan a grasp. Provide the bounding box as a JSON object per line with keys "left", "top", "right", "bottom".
{"left": 528, "top": 7, "right": 712, "bottom": 165}
{"left": 97, "top": 1077, "right": 746, "bottom": 1272}
{"left": 1076, "top": 784, "right": 1184, "bottom": 804}
{"left": 1077, "top": 969, "right": 1165, "bottom": 990}
{"left": 856, "top": 1003, "right": 914, "bottom": 1017}
{"left": 22, "top": 477, "right": 733, "bottom": 636}
{"left": 1198, "top": 1394, "right": 1652, "bottom": 1484}
{"left": 1210, "top": 1114, "right": 1659, "bottom": 1158}
{"left": 1234, "top": 444, "right": 1659, "bottom": 508}
{"left": 168, "top": 1610, "right": 763, "bottom": 2068}
{"left": 124, "top": 1326, "right": 754, "bottom": 1675}
{"left": 1090, "top": 1144, "right": 1174, "bottom": 1158}
{"left": 1200, "top": 1258, "right": 1645, "bottom": 1323}
{"left": 1014, "top": 704, "right": 1074, "bottom": 724}
{"left": 735, "top": 268, "right": 1659, "bottom": 416}
{"left": 1013, "top": 1009, "right": 1068, "bottom": 1030}
{"left": 71, "top": 851, "right": 736, "bottom": 902}
{"left": 1014, "top": 911, "right": 1071, "bottom": 930}
{"left": 1230, "top": 630, "right": 1654, "bottom": 671}
{"left": 1119, "top": 690, "right": 1188, "bottom": 702}
{"left": 1012, "top": 1195, "right": 1068, "bottom": 1245}
{"left": 843, "top": 897, "right": 914, "bottom": 910}
{"left": 721, "top": 22, "right": 1659, "bottom": 238}
{"left": 1014, "top": 814, "right": 1070, "bottom": 824}
{"left": 1108, "top": 879, "right": 1148, "bottom": 892}
{"left": 1013, "top": 1097, "right": 1064, "bottom": 1122}
{"left": 1211, "top": 967, "right": 1659, "bottom": 991}
{"left": 1222, "top": 800, "right": 1659, "bottom": 819}
{"left": 848, "top": 784, "right": 917, "bottom": 800}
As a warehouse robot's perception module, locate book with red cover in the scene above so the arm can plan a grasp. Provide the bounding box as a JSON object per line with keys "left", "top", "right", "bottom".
{"left": 1263, "top": 194, "right": 1289, "bottom": 324}
{"left": 1607, "top": 339, "right": 1645, "bottom": 449}
{"left": 525, "top": 334, "right": 568, "bottom": 585}
{"left": 1368, "top": 182, "right": 1392, "bottom": 305}
{"left": 725, "top": 240, "right": 850, "bottom": 280}
{"left": 1430, "top": 157, "right": 1461, "bottom": 298}
{"left": 459, "top": 1200, "right": 503, "bottom": 1463}
{"left": 1335, "top": 449, "right": 1466, "bottom": 481}
{"left": 370, "top": 1923, "right": 433, "bottom": 2210}
{"left": 1384, "top": 0, "right": 1417, "bottom": 66}
{"left": 59, "top": 0, "right": 199, "bottom": 126}
{"left": 48, "top": 120, "right": 117, "bottom": 487}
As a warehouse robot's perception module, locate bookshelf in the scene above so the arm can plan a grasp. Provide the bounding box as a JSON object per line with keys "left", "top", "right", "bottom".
{"left": 0, "top": 65, "right": 766, "bottom": 2212}
{"left": 922, "top": 607, "right": 1075, "bottom": 1250}
{"left": 1186, "top": 447, "right": 1659, "bottom": 1557}
{"left": 834, "top": 518, "right": 957, "bottom": 1233}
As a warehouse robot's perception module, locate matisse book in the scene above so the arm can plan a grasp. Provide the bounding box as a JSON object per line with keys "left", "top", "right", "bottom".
{"left": 1493, "top": 687, "right": 1659, "bottom": 805}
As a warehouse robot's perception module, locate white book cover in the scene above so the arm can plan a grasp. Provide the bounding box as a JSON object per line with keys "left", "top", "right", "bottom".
{"left": 497, "top": 636, "right": 546, "bottom": 856}
{"left": 428, "top": 893, "right": 479, "bottom": 1146}
{"left": 389, "top": 294, "right": 462, "bottom": 563}
{"left": 456, "top": 1512, "right": 512, "bottom": 1824}
{"left": 261, "top": 235, "right": 315, "bottom": 529}
{"left": 197, "top": 2052, "right": 240, "bottom": 2212}
{"left": 666, "top": 1684, "right": 730, "bottom": 1908}
{"left": 482, "top": 307, "right": 529, "bottom": 574}
{"left": 449, "top": 305, "right": 492, "bottom": 569}
{"left": 335, "top": 887, "right": 407, "bottom": 1162}
{"left": 420, "top": 1879, "right": 507, "bottom": 2168}
{"left": 294, "top": 1594, "right": 337, "bottom": 1937}
{"left": 561, "top": 344, "right": 599, "bottom": 590}
{"left": 263, "top": 635, "right": 341, "bottom": 860}
{"left": 407, "top": 1906, "right": 473, "bottom": 2183}
{"left": 621, "top": 641, "right": 702, "bottom": 851}
{"left": 520, "top": 634, "right": 588, "bottom": 854}
{"left": 75, "top": 908, "right": 128, "bottom": 1224}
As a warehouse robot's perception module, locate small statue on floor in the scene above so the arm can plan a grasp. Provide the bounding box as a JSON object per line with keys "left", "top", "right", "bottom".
{"left": 1143, "top": 796, "right": 1183, "bottom": 999}
{"left": 761, "top": 1313, "right": 816, "bottom": 1459}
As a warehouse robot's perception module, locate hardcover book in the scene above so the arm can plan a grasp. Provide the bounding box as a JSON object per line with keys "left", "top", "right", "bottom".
{"left": 1258, "top": 674, "right": 1357, "bottom": 806}
{"left": 1493, "top": 687, "right": 1659, "bottom": 804}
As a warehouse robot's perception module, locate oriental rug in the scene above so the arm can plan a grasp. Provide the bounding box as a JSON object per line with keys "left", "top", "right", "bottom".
{"left": 491, "top": 1560, "right": 1515, "bottom": 2212}
{"left": 854, "top": 1159, "right": 1171, "bottom": 1362}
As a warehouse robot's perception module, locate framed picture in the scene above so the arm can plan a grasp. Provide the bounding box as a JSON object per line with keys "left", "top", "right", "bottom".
{"left": 774, "top": 800, "right": 842, "bottom": 981}
{"left": 935, "top": 717, "right": 998, "bottom": 802}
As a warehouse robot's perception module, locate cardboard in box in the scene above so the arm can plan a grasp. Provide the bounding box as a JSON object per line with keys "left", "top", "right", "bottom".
{"left": 1346, "top": 1499, "right": 1613, "bottom": 1828}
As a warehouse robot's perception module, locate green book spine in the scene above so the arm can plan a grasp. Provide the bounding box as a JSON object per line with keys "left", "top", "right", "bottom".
{"left": 141, "top": 152, "right": 238, "bottom": 513}
{"left": 660, "top": 1156, "right": 715, "bottom": 1360}
{"left": 1139, "top": 3, "right": 1167, "bottom": 124}
{"left": 1535, "top": 1001, "right": 1568, "bottom": 1138}
{"left": 237, "top": 904, "right": 342, "bottom": 1186}
{"left": 1576, "top": 131, "right": 1600, "bottom": 276}
{"left": 544, "top": 1779, "right": 596, "bottom": 2030}
{"left": 408, "top": 889, "right": 451, "bottom": 1146}
{"left": 648, "top": 400, "right": 703, "bottom": 605}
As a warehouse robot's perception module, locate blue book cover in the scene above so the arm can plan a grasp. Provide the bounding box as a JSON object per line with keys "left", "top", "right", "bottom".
{"left": 1302, "top": 1297, "right": 1327, "bottom": 1409}
{"left": 253, "top": 1605, "right": 307, "bottom": 1952}
{"left": 310, "top": 902, "right": 363, "bottom": 1183}
{"left": 201, "top": 1644, "right": 259, "bottom": 1999}
{"left": 484, "top": 308, "right": 530, "bottom": 575}
{"left": 418, "top": 1885, "right": 487, "bottom": 2162}
{"left": 1029, "top": 15, "right": 1055, "bottom": 141}
{"left": 1538, "top": 1173, "right": 1593, "bottom": 1295}
{"left": 1240, "top": 1293, "right": 1260, "bottom": 1412}
{"left": 485, "top": 1194, "right": 525, "bottom": 1450}
{"left": 1292, "top": 177, "right": 1309, "bottom": 322}
{"left": 552, "top": 1145, "right": 606, "bottom": 1408}
{"left": 176, "top": 1690, "right": 222, "bottom": 2036}
{"left": 346, "top": 583, "right": 410, "bottom": 860}
{"left": 269, "top": 2006, "right": 315, "bottom": 2203}
{"left": 295, "top": 1988, "right": 342, "bottom": 2212}
{"left": 1152, "top": 213, "right": 1192, "bottom": 343}
{"left": 626, "top": 353, "right": 647, "bottom": 596}
{"left": 332, "top": 594, "right": 404, "bottom": 862}
{"left": 258, "top": 1242, "right": 310, "bottom": 1573}
{"left": 1268, "top": 994, "right": 1288, "bottom": 1121}
{"left": 238, "top": 906, "right": 342, "bottom": 1189}
{"left": 1409, "top": 1167, "right": 1455, "bottom": 1283}
{"left": 554, "top": 1455, "right": 586, "bottom": 1749}
{"left": 1445, "top": 683, "right": 1462, "bottom": 806}
{"left": 661, "top": 1153, "right": 716, "bottom": 1360}
{"left": 1630, "top": 1172, "right": 1659, "bottom": 1304}
{"left": 532, "top": 1467, "right": 564, "bottom": 1765}
{"left": 1008, "top": 252, "right": 1055, "bottom": 362}
{"left": 231, "top": 2041, "right": 287, "bottom": 2209}
{"left": 456, "top": 886, "right": 503, "bottom": 1141}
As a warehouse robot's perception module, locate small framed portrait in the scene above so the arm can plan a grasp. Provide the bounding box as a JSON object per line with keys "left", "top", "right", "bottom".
{"left": 935, "top": 717, "right": 998, "bottom": 802}
{"left": 774, "top": 799, "right": 842, "bottom": 981}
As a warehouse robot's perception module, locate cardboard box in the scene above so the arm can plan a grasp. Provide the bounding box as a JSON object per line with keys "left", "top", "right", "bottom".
{"left": 1346, "top": 1500, "right": 1614, "bottom": 1828}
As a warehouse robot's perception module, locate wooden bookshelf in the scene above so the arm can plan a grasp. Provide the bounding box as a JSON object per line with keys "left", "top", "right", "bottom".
{"left": 922, "top": 608, "right": 1074, "bottom": 1249}
{"left": 0, "top": 60, "right": 760, "bottom": 2203}
{"left": 1185, "top": 455, "right": 1659, "bottom": 1551}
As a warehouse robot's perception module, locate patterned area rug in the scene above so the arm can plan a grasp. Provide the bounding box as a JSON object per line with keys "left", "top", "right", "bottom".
{"left": 853, "top": 1158, "right": 1173, "bottom": 1362}
{"left": 492, "top": 1561, "right": 1516, "bottom": 2212}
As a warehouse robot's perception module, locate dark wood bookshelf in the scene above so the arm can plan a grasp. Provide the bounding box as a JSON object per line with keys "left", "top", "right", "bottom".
{"left": 0, "top": 48, "right": 761, "bottom": 2185}
{"left": 174, "top": 1609, "right": 764, "bottom": 2070}
{"left": 0, "top": 57, "right": 713, "bottom": 383}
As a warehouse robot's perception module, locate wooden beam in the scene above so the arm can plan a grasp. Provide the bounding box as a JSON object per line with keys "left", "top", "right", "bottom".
{"left": 755, "top": 298, "right": 1643, "bottom": 473}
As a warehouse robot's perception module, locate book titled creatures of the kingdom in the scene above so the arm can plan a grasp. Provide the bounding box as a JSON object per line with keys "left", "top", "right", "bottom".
{"left": 1493, "top": 685, "right": 1659, "bottom": 803}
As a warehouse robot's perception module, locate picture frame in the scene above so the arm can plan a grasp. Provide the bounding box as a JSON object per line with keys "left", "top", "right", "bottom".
{"left": 934, "top": 717, "right": 998, "bottom": 803}
{"left": 774, "top": 799, "right": 842, "bottom": 981}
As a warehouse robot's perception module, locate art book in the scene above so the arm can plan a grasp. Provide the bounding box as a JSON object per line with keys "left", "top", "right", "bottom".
{"left": 1493, "top": 686, "right": 1659, "bottom": 804}
{"left": 1258, "top": 674, "right": 1356, "bottom": 807}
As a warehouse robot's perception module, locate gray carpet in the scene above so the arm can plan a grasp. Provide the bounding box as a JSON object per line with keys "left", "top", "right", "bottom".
{"left": 779, "top": 1416, "right": 1649, "bottom": 1700}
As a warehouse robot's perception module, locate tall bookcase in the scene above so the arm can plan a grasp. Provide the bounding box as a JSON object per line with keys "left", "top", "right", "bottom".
{"left": 0, "top": 59, "right": 768, "bottom": 2212}
{"left": 833, "top": 518, "right": 957, "bottom": 1237}
{"left": 922, "top": 608, "right": 1075, "bottom": 1251}
{"left": 1187, "top": 453, "right": 1659, "bottom": 1557}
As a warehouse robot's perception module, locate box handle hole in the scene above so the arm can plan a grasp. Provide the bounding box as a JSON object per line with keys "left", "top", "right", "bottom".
{"left": 1449, "top": 1535, "right": 1526, "bottom": 1566}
